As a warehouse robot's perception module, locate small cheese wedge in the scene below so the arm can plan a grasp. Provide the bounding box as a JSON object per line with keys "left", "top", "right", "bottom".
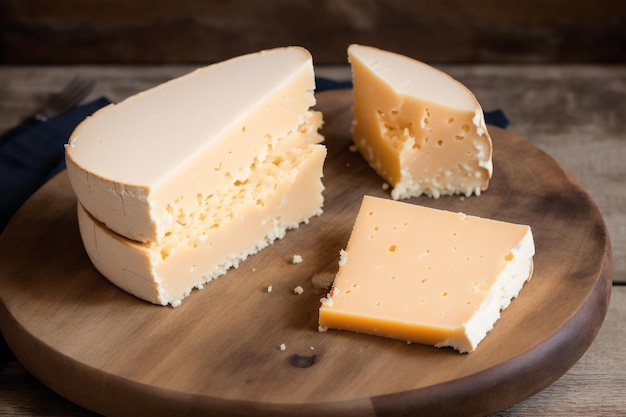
{"left": 319, "top": 196, "right": 534, "bottom": 353}
{"left": 78, "top": 115, "right": 326, "bottom": 306}
{"left": 66, "top": 46, "right": 318, "bottom": 243}
{"left": 348, "top": 44, "right": 493, "bottom": 200}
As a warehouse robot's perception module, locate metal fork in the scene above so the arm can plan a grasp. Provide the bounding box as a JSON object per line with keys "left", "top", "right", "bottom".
{"left": 33, "top": 77, "right": 96, "bottom": 122}
{"left": 0, "top": 77, "right": 97, "bottom": 147}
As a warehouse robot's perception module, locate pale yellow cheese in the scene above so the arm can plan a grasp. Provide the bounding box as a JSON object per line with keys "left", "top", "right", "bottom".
{"left": 66, "top": 46, "right": 318, "bottom": 243}
{"left": 67, "top": 46, "right": 327, "bottom": 306}
{"left": 319, "top": 196, "right": 534, "bottom": 353}
{"left": 348, "top": 44, "right": 493, "bottom": 200}
{"left": 78, "top": 114, "right": 326, "bottom": 306}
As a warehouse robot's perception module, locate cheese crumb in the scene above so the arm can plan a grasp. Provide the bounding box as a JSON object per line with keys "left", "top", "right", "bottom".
{"left": 349, "top": 144, "right": 358, "bottom": 152}
{"left": 338, "top": 249, "right": 348, "bottom": 266}
{"left": 320, "top": 293, "right": 333, "bottom": 307}
{"left": 382, "top": 183, "right": 390, "bottom": 190}
{"left": 292, "top": 254, "right": 303, "bottom": 264}
{"left": 279, "top": 343, "right": 286, "bottom": 351}
{"left": 293, "top": 286, "right": 304, "bottom": 295}
{"left": 267, "top": 285, "right": 272, "bottom": 293}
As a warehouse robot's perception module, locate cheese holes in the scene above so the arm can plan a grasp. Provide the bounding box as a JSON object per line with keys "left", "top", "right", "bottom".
{"left": 421, "top": 108, "right": 431, "bottom": 128}
{"left": 456, "top": 124, "right": 470, "bottom": 141}
{"left": 160, "top": 247, "right": 171, "bottom": 260}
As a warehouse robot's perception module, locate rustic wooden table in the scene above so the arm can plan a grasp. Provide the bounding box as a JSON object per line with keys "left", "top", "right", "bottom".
{"left": 0, "top": 64, "right": 624, "bottom": 416}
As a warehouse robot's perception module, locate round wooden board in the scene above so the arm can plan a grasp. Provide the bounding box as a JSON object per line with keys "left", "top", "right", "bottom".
{"left": 0, "top": 90, "right": 612, "bottom": 417}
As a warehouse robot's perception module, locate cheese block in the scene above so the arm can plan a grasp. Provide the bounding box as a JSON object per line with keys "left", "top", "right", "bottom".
{"left": 66, "top": 46, "right": 318, "bottom": 244}
{"left": 66, "top": 46, "right": 327, "bottom": 306}
{"left": 347, "top": 44, "right": 493, "bottom": 200}
{"left": 77, "top": 112, "right": 326, "bottom": 306}
{"left": 318, "top": 196, "right": 534, "bottom": 353}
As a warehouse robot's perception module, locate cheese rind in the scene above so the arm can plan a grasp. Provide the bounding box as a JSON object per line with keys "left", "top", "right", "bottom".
{"left": 66, "top": 46, "right": 317, "bottom": 243}
{"left": 78, "top": 120, "right": 326, "bottom": 306}
{"left": 348, "top": 44, "right": 493, "bottom": 200}
{"left": 318, "top": 196, "right": 534, "bottom": 353}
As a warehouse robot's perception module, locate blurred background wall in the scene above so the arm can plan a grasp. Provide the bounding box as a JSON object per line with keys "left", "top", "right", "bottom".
{"left": 0, "top": 0, "right": 624, "bottom": 64}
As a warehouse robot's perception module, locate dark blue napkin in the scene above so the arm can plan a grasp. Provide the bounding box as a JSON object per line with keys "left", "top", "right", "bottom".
{"left": 0, "top": 97, "right": 111, "bottom": 234}
{"left": 314, "top": 77, "right": 509, "bottom": 129}
{"left": 0, "top": 97, "right": 111, "bottom": 367}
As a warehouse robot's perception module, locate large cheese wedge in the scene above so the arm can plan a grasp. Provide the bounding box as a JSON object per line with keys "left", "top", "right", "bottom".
{"left": 348, "top": 44, "right": 493, "bottom": 200}
{"left": 78, "top": 111, "right": 326, "bottom": 307}
{"left": 66, "top": 46, "right": 327, "bottom": 306}
{"left": 66, "top": 46, "right": 318, "bottom": 243}
{"left": 319, "top": 196, "right": 534, "bottom": 353}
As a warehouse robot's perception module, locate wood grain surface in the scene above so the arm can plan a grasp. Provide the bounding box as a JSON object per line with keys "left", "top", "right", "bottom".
{"left": 1, "top": 0, "right": 624, "bottom": 64}
{"left": 0, "top": 90, "right": 612, "bottom": 417}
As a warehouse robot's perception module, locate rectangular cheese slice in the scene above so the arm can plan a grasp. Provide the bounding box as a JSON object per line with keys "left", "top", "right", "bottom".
{"left": 318, "top": 196, "right": 534, "bottom": 353}
{"left": 66, "top": 46, "right": 318, "bottom": 244}
{"left": 78, "top": 113, "right": 326, "bottom": 306}
{"left": 348, "top": 44, "right": 493, "bottom": 200}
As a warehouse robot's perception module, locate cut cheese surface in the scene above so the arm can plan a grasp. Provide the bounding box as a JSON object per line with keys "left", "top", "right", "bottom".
{"left": 319, "top": 196, "right": 534, "bottom": 353}
{"left": 78, "top": 113, "right": 326, "bottom": 307}
{"left": 66, "top": 46, "right": 317, "bottom": 243}
{"left": 348, "top": 44, "right": 493, "bottom": 200}
{"left": 67, "top": 46, "right": 327, "bottom": 306}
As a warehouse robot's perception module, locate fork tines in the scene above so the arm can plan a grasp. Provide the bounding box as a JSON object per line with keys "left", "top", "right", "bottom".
{"left": 35, "top": 77, "right": 96, "bottom": 122}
